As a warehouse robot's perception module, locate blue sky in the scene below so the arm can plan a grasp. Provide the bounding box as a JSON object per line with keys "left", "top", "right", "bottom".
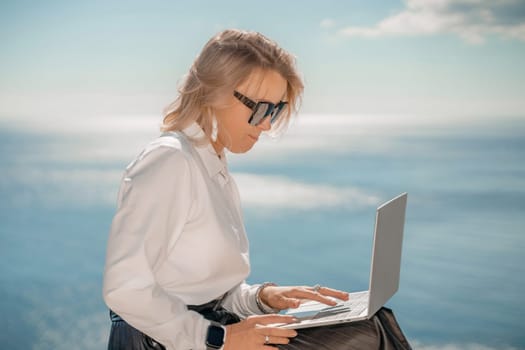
{"left": 1, "top": 0, "right": 525, "bottom": 122}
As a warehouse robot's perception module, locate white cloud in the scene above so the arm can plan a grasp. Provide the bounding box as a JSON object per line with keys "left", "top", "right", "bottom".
{"left": 337, "top": 0, "right": 525, "bottom": 44}
{"left": 233, "top": 172, "right": 380, "bottom": 210}
{"left": 320, "top": 18, "right": 336, "bottom": 28}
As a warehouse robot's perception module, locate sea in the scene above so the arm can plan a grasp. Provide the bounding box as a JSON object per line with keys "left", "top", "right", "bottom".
{"left": 1, "top": 113, "right": 524, "bottom": 349}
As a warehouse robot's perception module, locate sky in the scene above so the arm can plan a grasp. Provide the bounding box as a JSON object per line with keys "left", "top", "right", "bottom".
{"left": 1, "top": 0, "right": 525, "bottom": 127}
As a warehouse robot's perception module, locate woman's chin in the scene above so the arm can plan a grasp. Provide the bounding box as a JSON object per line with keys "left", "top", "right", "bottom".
{"left": 228, "top": 143, "right": 255, "bottom": 154}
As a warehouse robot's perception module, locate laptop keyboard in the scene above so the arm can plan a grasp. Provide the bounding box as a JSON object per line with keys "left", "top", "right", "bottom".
{"left": 312, "top": 291, "right": 369, "bottom": 322}
{"left": 278, "top": 291, "right": 370, "bottom": 328}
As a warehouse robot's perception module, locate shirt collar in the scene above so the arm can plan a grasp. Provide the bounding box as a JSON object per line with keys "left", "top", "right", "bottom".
{"left": 182, "top": 122, "right": 229, "bottom": 182}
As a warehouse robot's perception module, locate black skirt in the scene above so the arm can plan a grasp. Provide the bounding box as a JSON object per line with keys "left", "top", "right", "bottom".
{"left": 107, "top": 305, "right": 411, "bottom": 350}
{"left": 278, "top": 308, "right": 412, "bottom": 350}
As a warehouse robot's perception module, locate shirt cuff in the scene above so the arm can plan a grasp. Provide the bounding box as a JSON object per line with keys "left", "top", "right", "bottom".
{"left": 255, "top": 282, "right": 279, "bottom": 314}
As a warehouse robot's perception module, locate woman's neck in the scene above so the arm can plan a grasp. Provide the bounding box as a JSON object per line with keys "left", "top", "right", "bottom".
{"left": 211, "top": 139, "right": 225, "bottom": 159}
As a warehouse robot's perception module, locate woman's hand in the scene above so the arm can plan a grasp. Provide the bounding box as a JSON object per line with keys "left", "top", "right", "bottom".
{"left": 223, "top": 314, "right": 298, "bottom": 350}
{"left": 259, "top": 285, "right": 350, "bottom": 310}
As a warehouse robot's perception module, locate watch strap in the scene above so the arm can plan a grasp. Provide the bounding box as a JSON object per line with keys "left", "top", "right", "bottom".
{"left": 205, "top": 321, "right": 226, "bottom": 350}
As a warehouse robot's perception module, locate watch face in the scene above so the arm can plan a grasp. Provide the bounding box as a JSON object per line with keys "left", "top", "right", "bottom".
{"left": 206, "top": 325, "right": 225, "bottom": 348}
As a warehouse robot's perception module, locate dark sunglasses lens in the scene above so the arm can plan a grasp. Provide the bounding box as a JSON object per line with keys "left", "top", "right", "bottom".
{"left": 270, "top": 103, "right": 286, "bottom": 124}
{"left": 249, "top": 103, "right": 271, "bottom": 126}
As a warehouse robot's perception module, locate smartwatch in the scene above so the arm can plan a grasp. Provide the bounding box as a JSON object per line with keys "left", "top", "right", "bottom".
{"left": 205, "top": 322, "right": 226, "bottom": 350}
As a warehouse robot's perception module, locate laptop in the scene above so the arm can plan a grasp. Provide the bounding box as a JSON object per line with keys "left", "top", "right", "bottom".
{"left": 279, "top": 192, "right": 408, "bottom": 329}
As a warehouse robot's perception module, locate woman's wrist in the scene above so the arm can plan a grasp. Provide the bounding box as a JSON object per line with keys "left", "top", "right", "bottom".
{"left": 255, "top": 282, "right": 278, "bottom": 314}
{"left": 222, "top": 324, "right": 232, "bottom": 350}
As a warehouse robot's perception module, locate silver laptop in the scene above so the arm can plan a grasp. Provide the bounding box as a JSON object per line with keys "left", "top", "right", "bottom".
{"left": 280, "top": 192, "right": 408, "bottom": 329}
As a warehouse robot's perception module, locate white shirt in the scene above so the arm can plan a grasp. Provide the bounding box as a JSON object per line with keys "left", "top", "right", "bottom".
{"left": 103, "top": 122, "right": 265, "bottom": 350}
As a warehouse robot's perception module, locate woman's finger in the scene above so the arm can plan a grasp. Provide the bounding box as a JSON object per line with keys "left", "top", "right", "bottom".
{"left": 276, "top": 296, "right": 301, "bottom": 309}
{"left": 259, "top": 334, "right": 293, "bottom": 345}
{"left": 254, "top": 325, "right": 298, "bottom": 338}
{"left": 286, "top": 287, "right": 338, "bottom": 306}
{"left": 316, "top": 286, "right": 350, "bottom": 301}
{"left": 247, "top": 314, "right": 297, "bottom": 326}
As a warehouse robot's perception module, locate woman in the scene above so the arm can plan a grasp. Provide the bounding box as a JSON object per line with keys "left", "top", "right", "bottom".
{"left": 103, "top": 29, "right": 411, "bottom": 350}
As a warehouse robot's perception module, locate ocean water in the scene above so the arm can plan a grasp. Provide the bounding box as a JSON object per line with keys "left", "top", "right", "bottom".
{"left": 0, "top": 115, "right": 524, "bottom": 349}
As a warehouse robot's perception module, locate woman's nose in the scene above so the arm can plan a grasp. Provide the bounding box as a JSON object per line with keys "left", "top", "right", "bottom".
{"left": 257, "top": 116, "right": 272, "bottom": 131}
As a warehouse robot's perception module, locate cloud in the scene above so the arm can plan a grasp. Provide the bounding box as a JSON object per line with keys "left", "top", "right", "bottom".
{"left": 233, "top": 172, "right": 380, "bottom": 210}
{"left": 336, "top": 0, "right": 525, "bottom": 44}
{"left": 320, "top": 18, "right": 336, "bottom": 28}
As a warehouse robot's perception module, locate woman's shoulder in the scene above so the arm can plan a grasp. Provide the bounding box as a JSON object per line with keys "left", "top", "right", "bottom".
{"left": 145, "top": 132, "right": 192, "bottom": 156}
{"left": 125, "top": 132, "right": 195, "bottom": 176}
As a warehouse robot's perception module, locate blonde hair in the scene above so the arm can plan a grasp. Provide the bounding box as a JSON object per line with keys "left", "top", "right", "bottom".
{"left": 161, "top": 29, "right": 304, "bottom": 141}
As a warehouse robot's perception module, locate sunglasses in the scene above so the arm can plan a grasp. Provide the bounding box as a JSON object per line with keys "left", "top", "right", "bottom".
{"left": 233, "top": 90, "right": 288, "bottom": 126}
